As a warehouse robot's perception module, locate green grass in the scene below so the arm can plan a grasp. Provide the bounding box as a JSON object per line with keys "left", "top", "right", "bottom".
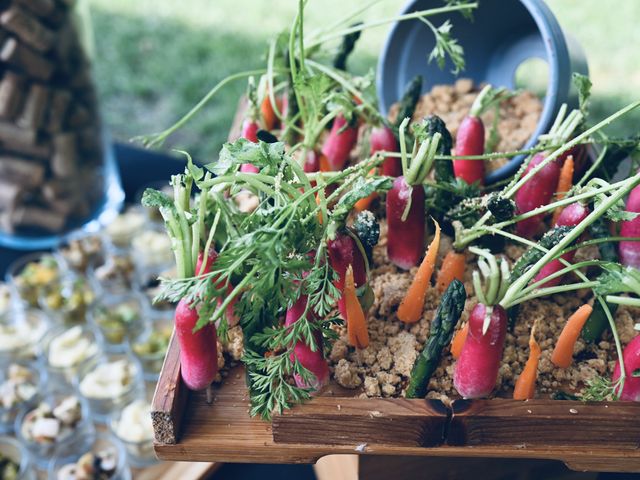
{"left": 88, "top": 0, "right": 640, "bottom": 161}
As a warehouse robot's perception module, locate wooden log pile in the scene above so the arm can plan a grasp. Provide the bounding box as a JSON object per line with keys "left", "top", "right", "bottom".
{"left": 0, "top": 0, "right": 103, "bottom": 234}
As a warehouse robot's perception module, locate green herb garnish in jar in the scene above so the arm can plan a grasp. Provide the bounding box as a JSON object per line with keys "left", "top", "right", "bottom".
{"left": 43, "top": 278, "right": 95, "bottom": 324}
{"left": 14, "top": 256, "right": 62, "bottom": 307}
{"left": 95, "top": 303, "right": 142, "bottom": 345}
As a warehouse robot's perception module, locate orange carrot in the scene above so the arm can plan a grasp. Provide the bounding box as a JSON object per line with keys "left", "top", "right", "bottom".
{"left": 354, "top": 169, "right": 379, "bottom": 212}
{"left": 513, "top": 326, "right": 541, "bottom": 400}
{"left": 319, "top": 153, "right": 332, "bottom": 172}
{"left": 436, "top": 251, "right": 466, "bottom": 293}
{"left": 260, "top": 94, "right": 280, "bottom": 131}
{"left": 450, "top": 323, "right": 468, "bottom": 360}
{"left": 551, "top": 155, "right": 574, "bottom": 225}
{"left": 397, "top": 221, "right": 441, "bottom": 323}
{"left": 344, "top": 264, "right": 369, "bottom": 349}
{"left": 551, "top": 304, "right": 593, "bottom": 368}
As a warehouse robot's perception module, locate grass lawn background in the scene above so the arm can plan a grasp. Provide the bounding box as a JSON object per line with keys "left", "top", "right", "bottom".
{"left": 88, "top": 0, "right": 640, "bottom": 161}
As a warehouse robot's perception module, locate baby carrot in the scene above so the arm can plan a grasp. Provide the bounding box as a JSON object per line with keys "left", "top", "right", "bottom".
{"left": 513, "top": 326, "right": 541, "bottom": 400}
{"left": 551, "top": 155, "right": 574, "bottom": 225}
{"left": 344, "top": 265, "right": 369, "bottom": 349}
{"left": 436, "top": 251, "right": 466, "bottom": 293}
{"left": 551, "top": 304, "right": 593, "bottom": 368}
{"left": 450, "top": 323, "right": 468, "bottom": 359}
{"left": 354, "top": 169, "right": 378, "bottom": 212}
{"left": 260, "top": 94, "right": 279, "bottom": 131}
{"left": 397, "top": 221, "right": 441, "bottom": 323}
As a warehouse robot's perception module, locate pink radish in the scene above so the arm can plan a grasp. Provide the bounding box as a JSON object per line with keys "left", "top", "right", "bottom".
{"left": 532, "top": 202, "right": 589, "bottom": 288}
{"left": 370, "top": 125, "right": 400, "bottom": 177}
{"left": 239, "top": 119, "right": 260, "bottom": 173}
{"left": 453, "top": 114, "right": 485, "bottom": 185}
{"left": 175, "top": 298, "right": 218, "bottom": 391}
{"left": 453, "top": 303, "right": 508, "bottom": 398}
{"left": 303, "top": 151, "right": 320, "bottom": 173}
{"left": 285, "top": 294, "right": 329, "bottom": 390}
{"left": 515, "top": 153, "right": 562, "bottom": 238}
{"left": 612, "top": 335, "right": 640, "bottom": 401}
{"left": 321, "top": 114, "right": 358, "bottom": 171}
{"left": 386, "top": 176, "right": 426, "bottom": 269}
{"left": 619, "top": 185, "right": 640, "bottom": 268}
{"left": 327, "top": 232, "right": 366, "bottom": 318}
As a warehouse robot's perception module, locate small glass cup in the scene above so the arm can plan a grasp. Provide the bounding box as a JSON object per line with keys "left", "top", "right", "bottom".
{"left": 58, "top": 231, "right": 106, "bottom": 275}
{"left": 39, "top": 275, "right": 96, "bottom": 326}
{"left": 90, "top": 294, "right": 147, "bottom": 352}
{"left": 109, "top": 398, "right": 157, "bottom": 467}
{"left": 42, "top": 325, "right": 102, "bottom": 386}
{"left": 0, "top": 362, "right": 42, "bottom": 434}
{"left": 47, "top": 432, "right": 131, "bottom": 480}
{"left": 88, "top": 253, "right": 137, "bottom": 297}
{"left": 6, "top": 253, "right": 68, "bottom": 309}
{"left": 15, "top": 390, "right": 93, "bottom": 470}
{"left": 75, "top": 352, "right": 142, "bottom": 424}
{"left": 0, "top": 309, "right": 49, "bottom": 366}
{"left": 0, "top": 435, "right": 36, "bottom": 480}
{"left": 131, "top": 316, "right": 172, "bottom": 382}
{"left": 0, "top": 282, "right": 13, "bottom": 316}
{"left": 137, "top": 265, "right": 176, "bottom": 319}
{"left": 103, "top": 207, "right": 147, "bottom": 252}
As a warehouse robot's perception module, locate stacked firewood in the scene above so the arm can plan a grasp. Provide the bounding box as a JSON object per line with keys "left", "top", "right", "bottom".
{"left": 0, "top": 0, "right": 103, "bottom": 234}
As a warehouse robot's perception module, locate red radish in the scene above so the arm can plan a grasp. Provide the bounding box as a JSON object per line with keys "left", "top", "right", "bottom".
{"left": 532, "top": 202, "right": 589, "bottom": 288}
{"left": 175, "top": 298, "right": 218, "bottom": 391}
{"left": 386, "top": 176, "right": 426, "bottom": 269}
{"left": 453, "top": 303, "right": 508, "bottom": 398}
{"left": 515, "top": 153, "right": 562, "bottom": 238}
{"left": 196, "top": 248, "right": 218, "bottom": 277}
{"left": 303, "top": 150, "right": 320, "bottom": 173}
{"left": 321, "top": 114, "right": 358, "bottom": 171}
{"left": 370, "top": 125, "right": 400, "bottom": 177}
{"left": 241, "top": 119, "right": 259, "bottom": 143}
{"left": 454, "top": 85, "right": 509, "bottom": 185}
{"left": 453, "top": 114, "right": 485, "bottom": 185}
{"left": 285, "top": 294, "right": 329, "bottom": 390}
{"left": 612, "top": 335, "right": 640, "bottom": 401}
{"left": 327, "top": 232, "right": 366, "bottom": 318}
{"left": 619, "top": 185, "right": 640, "bottom": 268}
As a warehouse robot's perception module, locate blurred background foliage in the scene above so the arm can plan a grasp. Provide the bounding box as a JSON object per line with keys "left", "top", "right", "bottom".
{"left": 88, "top": 0, "right": 640, "bottom": 161}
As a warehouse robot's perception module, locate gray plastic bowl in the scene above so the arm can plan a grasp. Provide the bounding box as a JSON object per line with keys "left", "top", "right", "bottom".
{"left": 377, "top": 0, "right": 588, "bottom": 184}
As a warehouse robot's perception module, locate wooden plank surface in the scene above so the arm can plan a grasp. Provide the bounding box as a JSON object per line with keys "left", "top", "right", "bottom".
{"left": 273, "top": 396, "right": 448, "bottom": 447}
{"left": 153, "top": 361, "right": 640, "bottom": 472}
{"left": 151, "top": 331, "right": 189, "bottom": 444}
{"left": 448, "top": 398, "right": 640, "bottom": 448}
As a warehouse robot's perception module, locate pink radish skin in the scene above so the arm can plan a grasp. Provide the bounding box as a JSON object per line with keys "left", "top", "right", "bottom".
{"left": 241, "top": 119, "right": 259, "bottom": 143}
{"left": 175, "top": 298, "right": 219, "bottom": 391}
{"left": 321, "top": 114, "right": 358, "bottom": 171}
{"left": 303, "top": 151, "right": 320, "bottom": 173}
{"left": 285, "top": 294, "right": 329, "bottom": 390}
{"left": 619, "top": 185, "right": 640, "bottom": 268}
{"left": 454, "top": 115, "right": 485, "bottom": 185}
{"left": 370, "top": 126, "right": 400, "bottom": 177}
{"left": 386, "top": 176, "right": 426, "bottom": 269}
{"left": 515, "top": 153, "right": 562, "bottom": 238}
{"left": 327, "top": 233, "right": 367, "bottom": 318}
{"left": 532, "top": 202, "right": 589, "bottom": 288}
{"left": 612, "top": 335, "right": 640, "bottom": 401}
{"left": 453, "top": 304, "right": 508, "bottom": 398}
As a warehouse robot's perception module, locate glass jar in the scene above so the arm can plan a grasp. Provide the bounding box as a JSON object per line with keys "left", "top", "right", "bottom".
{"left": 89, "top": 293, "right": 147, "bottom": 352}
{"left": 0, "top": 0, "right": 124, "bottom": 249}
{"left": 103, "top": 207, "right": 148, "bottom": 253}
{"left": 109, "top": 398, "right": 157, "bottom": 467}
{"left": 0, "top": 435, "right": 36, "bottom": 480}
{"left": 131, "top": 313, "right": 172, "bottom": 382}
{"left": 39, "top": 274, "right": 96, "bottom": 325}
{"left": 42, "top": 325, "right": 102, "bottom": 385}
{"left": 57, "top": 231, "right": 106, "bottom": 274}
{"left": 75, "top": 352, "right": 142, "bottom": 424}
{"left": 15, "top": 389, "right": 93, "bottom": 469}
{"left": 88, "top": 252, "right": 136, "bottom": 297}
{"left": 0, "top": 362, "right": 42, "bottom": 434}
{"left": 0, "top": 309, "right": 49, "bottom": 366}
{"left": 47, "top": 431, "right": 131, "bottom": 480}
{"left": 6, "top": 252, "right": 67, "bottom": 308}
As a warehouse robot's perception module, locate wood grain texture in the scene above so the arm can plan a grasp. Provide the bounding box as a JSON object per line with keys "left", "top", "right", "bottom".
{"left": 151, "top": 331, "right": 189, "bottom": 445}
{"left": 448, "top": 398, "right": 640, "bottom": 448}
{"left": 273, "top": 396, "right": 448, "bottom": 447}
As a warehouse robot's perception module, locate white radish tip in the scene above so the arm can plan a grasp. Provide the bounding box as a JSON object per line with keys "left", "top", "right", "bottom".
{"left": 482, "top": 305, "right": 494, "bottom": 336}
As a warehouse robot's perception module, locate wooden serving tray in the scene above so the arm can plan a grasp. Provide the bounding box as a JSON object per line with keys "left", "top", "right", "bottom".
{"left": 152, "top": 333, "right": 640, "bottom": 473}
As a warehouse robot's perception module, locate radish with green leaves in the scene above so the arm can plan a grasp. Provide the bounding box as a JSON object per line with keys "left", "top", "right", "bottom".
{"left": 321, "top": 114, "right": 358, "bottom": 171}
{"left": 454, "top": 85, "right": 508, "bottom": 186}
{"left": 386, "top": 118, "right": 442, "bottom": 269}
{"left": 327, "top": 231, "right": 367, "bottom": 318}
{"left": 454, "top": 248, "right": 509, "bottom": 398}
{"left": 612, "top": 335, "right": 640, "bottom": 401}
